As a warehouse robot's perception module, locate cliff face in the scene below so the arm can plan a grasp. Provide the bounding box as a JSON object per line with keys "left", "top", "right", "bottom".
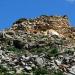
{"left": 0, "top": 15, "right": 75, "bottom": 75}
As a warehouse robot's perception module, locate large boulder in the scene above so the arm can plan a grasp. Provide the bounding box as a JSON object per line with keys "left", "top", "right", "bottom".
{"left": 47, "top": 29, "right": 60, "bottom": 37}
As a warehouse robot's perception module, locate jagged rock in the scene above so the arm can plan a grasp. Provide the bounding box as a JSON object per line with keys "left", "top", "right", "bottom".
{"left": 55, "top": 60, "right": 61, "bottom": 66}
{"left": 69, "top": 66, "right": 75, "bottom": 74}
{"left": 8, "top": 71, "right": 15, "bottom": 74}
{"left": 25, "top": 56, "right": 30, "bottom": 60}
{"left": 22, "top": 55, "right": 25, "bottom": 59}
{"left": 36, "top": 57, "right": 44, "bottom": 67}
{"left": 31, "top": 64, "right": 35, "bottom": 68}
{"left": 48, "top": 29, "right": 60, "bottom": 37}
{"left": 5, "top": 30, "right": 15, "bottom": 35}
{"left": 24, "top": 66, "right": 32, "bottom": 71}
{"left": 5, "top": 34, "right": 13, "bottom": 39}
{"left": 0, "top": 50, "right": 3, "bottom": 55}
{"left": 16, "top": 68, "right": 24, "bottom": 74}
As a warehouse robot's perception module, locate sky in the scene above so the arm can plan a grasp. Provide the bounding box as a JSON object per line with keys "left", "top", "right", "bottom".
{"left": 0, "top": 0, "right": 75, "bottom": 29}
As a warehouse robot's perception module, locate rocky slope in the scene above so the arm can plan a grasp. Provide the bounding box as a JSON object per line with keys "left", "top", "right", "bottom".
{"left": 0, "top": 15, "right": 75, "bottom": 75}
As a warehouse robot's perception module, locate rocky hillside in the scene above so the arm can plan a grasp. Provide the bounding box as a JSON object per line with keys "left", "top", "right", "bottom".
{"left": 0, "top": 15, "right": 75, "bottom": 75}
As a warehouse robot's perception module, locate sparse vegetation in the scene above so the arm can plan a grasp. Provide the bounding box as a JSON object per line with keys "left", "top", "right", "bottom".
{"left": 0, "top": 15, "right": 75, "bottom": 75}
{"left": 13, "top": 18, "right": 27, "bottom": 24}
{"left": 33, "top": 67, "right": 48, "bottom": 75}
{"left": 49, "top": 69, "right": 64, "bottom": 75}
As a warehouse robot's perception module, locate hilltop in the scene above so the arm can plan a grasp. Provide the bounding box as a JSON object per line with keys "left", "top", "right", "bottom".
{"left": 0, "top": 15, "right": 75, "bottom": 75}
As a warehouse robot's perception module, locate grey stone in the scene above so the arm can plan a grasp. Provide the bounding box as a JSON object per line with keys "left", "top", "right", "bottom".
{"left": 69, "top": 66, "right": 75, "bottom": 74}
{"left": 25, "top": 66, "right": 32, "bottom": 71}
{"left": 36, "top": 57, "right": 44, "bottom": 66}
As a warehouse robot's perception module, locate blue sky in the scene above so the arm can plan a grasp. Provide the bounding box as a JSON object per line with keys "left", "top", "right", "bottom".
{"left": 0, "top": 0, "right": 75, "bottom": 29}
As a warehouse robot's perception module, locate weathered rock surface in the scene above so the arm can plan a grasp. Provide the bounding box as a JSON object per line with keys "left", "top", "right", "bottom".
{"left": 0, "top": 15, "right": 75, "bottom": 75}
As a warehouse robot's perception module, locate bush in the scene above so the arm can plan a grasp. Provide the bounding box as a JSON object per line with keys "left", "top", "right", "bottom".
{"left": 7, "top": 47, "right": 23, "bottom": 54}
{"left": 29, "top": 19, "right": 34, "bottom": 22}
{"left": 46, "top": 48, "right": 58, "bottom": 57}
{"left": 31, "top": 45, "right": 50, "bottom": 54}
{"left": 13, "top": 40, "right": 24, "bottom": 49}
{"left": 0, "top": 65, "right": 8, "bottom": 75}
{"left": 53, "top": 70, "right": 64, "bottom": 75}
{"left": 13, "top": 18, "right": 27, "bottom": 24}
{"left": 33, "top": 68, "right": 48, "bottom": 75}
{"left": 50, "top": 48, "right": 58, "bottom": 55}
{"left": 65, "top": 50, "right": 74, "bottom": 55}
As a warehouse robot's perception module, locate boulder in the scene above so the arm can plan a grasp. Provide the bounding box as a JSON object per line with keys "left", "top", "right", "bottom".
{"left": 47, "top": 29, "right": 60, "bottom": 37}
{"left": 36, "top": 57, "right": 44, "bottom": 67}
{"left": 69, "top": 66, "right": 75, "bottom": 74}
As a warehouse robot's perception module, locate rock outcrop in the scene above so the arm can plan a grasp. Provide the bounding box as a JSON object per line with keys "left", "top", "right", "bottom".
{"left": 0, "top": 15, "right": 75, "bottom": 75}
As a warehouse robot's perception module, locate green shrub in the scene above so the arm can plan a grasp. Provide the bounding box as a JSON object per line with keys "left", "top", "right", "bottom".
{"left": 33, "top": 68, "right": 48, "bottom": 75}
{"left": 7, "top": 47, "right": 19, "bottom": 51}
{"left": 65, "top": 50, "right": 74, "bottom": 55}
{"left": 29, "top": 19, "right": 34, "bottom": 22}
{"left": 13, "top": 18, "right": 27, "bottom": 24}
{"left": 50, "top": 48, "right": 58, "bottom": 55}
{"left": 49, "top": 69, "right": 64, "bottom": 75}
{"left": 53, "top": 70, "right": 64, "bottom": 75}
{"left": 31, "top": 45, "right": 50, "bottom": 54}
{"left": 46, "top": 48, "right": 58, "bottom": 57}
{"left": 0, "top": 65, "right": 8, "bottom": 75}
{"left": 13, "top": 40, "right": 24, "bottom": 49}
